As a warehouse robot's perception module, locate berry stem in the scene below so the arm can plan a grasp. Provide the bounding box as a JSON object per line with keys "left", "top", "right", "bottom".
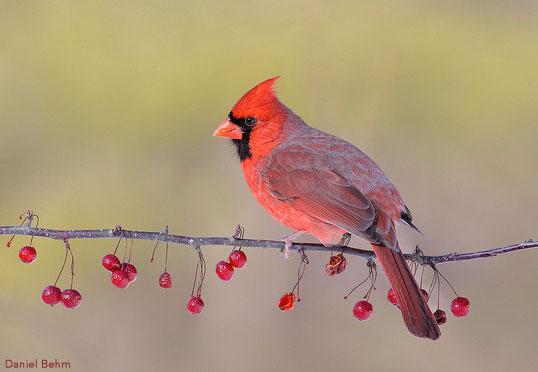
{"left": 197, "top": 247, "right": 206, "bottom": 297}
{"left": 344, "top": 259, "right": 377, "bottom": 300}
{"left": 344, "top": 276, "right": 369, "bottom": 300}
{"left": 433, "top": 265, "right": 459, "bottom": 297}
{"left": 164, "top": 225, "right": 169, "bottom": 272}
{"left": 437, "top": 276, "right": 441, "bottom": 310}
{"left": 127, "top": 239, "right": 133, "bottom": 263}
{"left": 113, "top": 236, "right": 122, "bottom": 256}
{"left": 150, "top": 240, "right": 159, "bottom": 263}
{"left": 291, "top": 249, "right": 308, "bottom": 300}
{"left": 150, "top": 225, "right": 169, "bottom": 264}
{"left": 190, "top": 253, "right": 199, "bottom": 297}
{"left": 53, "top": 242, "right": 70, "bottom": 287}
{"left": 63, "top": 239, "right": 76, "bottom": 289}
{"left": 191, "top": 246, "right": 206, "bottom": 297}
{"left": 426, "top": 271, "right": 437, "bottom": 298}
{"left": 122, "top": 237, "right": 128, "bottom": 263}
{"left": 164, "top": 240, "right": 169, "bottom": 273}
{"left": 364, "top": 261, "right": 377, "bottom": 301}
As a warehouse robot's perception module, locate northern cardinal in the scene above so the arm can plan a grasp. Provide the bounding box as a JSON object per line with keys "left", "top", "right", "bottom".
{"left": 213, "top": 77, "right": 440, "bottom": 340}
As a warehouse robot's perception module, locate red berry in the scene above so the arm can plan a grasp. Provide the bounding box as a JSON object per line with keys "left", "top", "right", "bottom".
{"left": 451, "top": 296, "right": 470, "bottom": 317}
{"left": 353, "top": 300, "right": 373, "bottom": 321}
{"left": 121, "top": 263, "right": 138, "bottom": 283}
{"left": 420, "top": 288, "right": 429, "bottom": 301}
{"left": 159, "top": 272, "right": 172, "bottom": 288}
{"left": 278, "top": 292, "right": 295, "bottom": 311}
{"left": 19, "top": 246, "right": 37, "bottom": 264}
{"left": 325, "top": 253, "right": 347, "bottom": 276}
{"left": 387, "top": 288, "right": 398, "bottom": 306}
{"left": 111, "top": 270, "right": 130, "bottom": 288}
{"left": 228, "top": 250, "right": 247, "bottom": 269}
{"left": 41, "top": 285, "right": 62, "bottom": 306}
{"left": 187, "top": 296, "right": 204, "bottom": 314}
{"left": 101, "top": 254, "right": 121, "bottom": 272}
{"left": 61, "top": 289, "right": 82, "bottom": 309}
{"left": 434, "top": 309, "right": 447, "bottom": 325}
{"left": 215, "top": 260, "right": 234, "bottom": 281}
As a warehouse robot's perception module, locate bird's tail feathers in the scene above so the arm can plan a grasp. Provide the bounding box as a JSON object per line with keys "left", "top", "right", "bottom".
{"left": 372, "top": 243, "right": 440, "bottom": 340}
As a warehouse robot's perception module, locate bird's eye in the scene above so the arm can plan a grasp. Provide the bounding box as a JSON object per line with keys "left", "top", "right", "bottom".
{"left": 244, "top": 117, "right": 257, "bottom": 127}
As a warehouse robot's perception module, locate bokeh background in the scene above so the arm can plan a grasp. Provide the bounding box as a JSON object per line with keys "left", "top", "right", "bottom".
{"left": 1, "top": 1, "right": 537, "bottom": 371}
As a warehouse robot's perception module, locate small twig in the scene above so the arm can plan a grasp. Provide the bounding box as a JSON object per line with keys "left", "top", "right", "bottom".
{"left": 0, "top": 225, "right": 536, "bottom": 265}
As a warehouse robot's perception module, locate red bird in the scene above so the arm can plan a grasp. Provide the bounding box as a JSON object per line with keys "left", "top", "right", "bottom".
{"left": 213, "top": 77, "right": 440, "bottom": 340}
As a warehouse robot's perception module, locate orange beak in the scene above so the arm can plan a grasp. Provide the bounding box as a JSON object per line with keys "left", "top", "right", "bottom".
{"left": 212, "top": 118, "right": 243, "bottom": 140}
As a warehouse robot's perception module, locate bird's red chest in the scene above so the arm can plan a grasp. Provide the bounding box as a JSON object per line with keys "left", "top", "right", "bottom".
{"left": 241, "top": 158, "right": 286, "bottom": 219}
{"left": 241, "top": 157, "right": 346, "bottom": 244}
{"left": 241, "top": 157, "right": 310, "bottom": 232}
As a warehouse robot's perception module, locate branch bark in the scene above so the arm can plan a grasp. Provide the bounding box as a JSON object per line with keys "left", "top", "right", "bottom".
{"left": 1, "top": 225, "right": 536, "bottom": 265}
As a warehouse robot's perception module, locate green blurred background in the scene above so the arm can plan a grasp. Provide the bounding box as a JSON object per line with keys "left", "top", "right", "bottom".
{"left": 1, "top": 1, "right": 537, "bottom": 371}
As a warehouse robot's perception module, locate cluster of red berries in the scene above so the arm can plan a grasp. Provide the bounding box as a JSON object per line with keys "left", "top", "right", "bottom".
{"left": 8, "top": 235, "right": 82, "bottom": 309}
{"left": 8, "top": 213, "right": 475, "bottom": 329}
{"left": 7, "top": 213, "right": 83, "bottom": 309}
{"left": 386, "top": 287, "right": 470, "bottom": 324}
{"left": 215, "top": 249, "right": 247, "bottom": 281}
{"left": 41, "top": 285, "right": 82, "bottom": 309}
{"left": 101, "top": 254, "right": 138, "bottom": 289}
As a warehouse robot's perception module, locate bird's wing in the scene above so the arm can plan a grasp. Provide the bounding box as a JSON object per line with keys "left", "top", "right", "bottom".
{"left": 265, "top": 143, "right": 376, "bottom": 237}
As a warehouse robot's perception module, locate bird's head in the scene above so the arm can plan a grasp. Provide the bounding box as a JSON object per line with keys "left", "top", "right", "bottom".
{"left": 213, "top": 77, "right": 288, "bottom": 161}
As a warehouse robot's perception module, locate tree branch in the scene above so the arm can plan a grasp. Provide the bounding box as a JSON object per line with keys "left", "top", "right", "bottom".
{"left": 1, "top": 225, "right": 535, "bottom": 265}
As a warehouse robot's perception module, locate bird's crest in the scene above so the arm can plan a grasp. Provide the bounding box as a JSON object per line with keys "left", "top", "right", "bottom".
{"left": 231, "top": 76, "right": 283, "bottom": 120}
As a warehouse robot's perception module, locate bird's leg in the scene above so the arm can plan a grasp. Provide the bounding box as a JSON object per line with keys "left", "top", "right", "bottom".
{"left": 339, "top": 233, "right": 352, "bottom": 247}
{"left": 281, "top": 231, "right": 305, "bottom": 259}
